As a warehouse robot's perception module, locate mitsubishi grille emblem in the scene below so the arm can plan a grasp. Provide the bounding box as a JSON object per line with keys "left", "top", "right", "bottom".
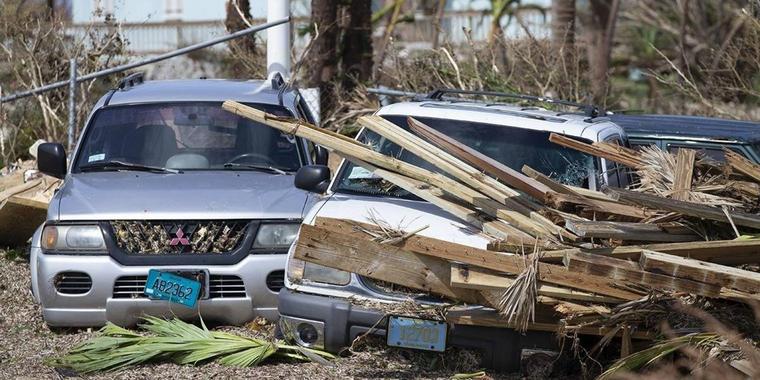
{"left": 170, "top": 228, "right": 190, "bottom": 246}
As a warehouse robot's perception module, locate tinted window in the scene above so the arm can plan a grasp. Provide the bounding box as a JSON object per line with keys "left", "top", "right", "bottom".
{"left": 74, "top": 102, "right": 301, "bottom": 171}
{"left": 666, "top": 143, "right": 743, "bottom": 162}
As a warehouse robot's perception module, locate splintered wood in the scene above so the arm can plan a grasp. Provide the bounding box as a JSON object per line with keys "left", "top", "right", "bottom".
{"left": 224, "top": 100, "right": 760, "bottom": 340}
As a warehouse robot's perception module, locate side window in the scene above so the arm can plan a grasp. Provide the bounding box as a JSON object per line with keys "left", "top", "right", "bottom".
{"left": 666, "top": 143, "right": 743, "bottom": 163}
{"left": 628, "top": 138, "right": 658, "bottom": 152}
{"left": 604, "top": 136, "right": 631, "bottom": 188}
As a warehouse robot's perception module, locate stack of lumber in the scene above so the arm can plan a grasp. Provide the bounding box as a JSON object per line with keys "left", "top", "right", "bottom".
{"left": 223, "top": 101, "right": 760, "bottom": 366}
{"left": 0, "top": 162, "right": 59, "bottom": 246}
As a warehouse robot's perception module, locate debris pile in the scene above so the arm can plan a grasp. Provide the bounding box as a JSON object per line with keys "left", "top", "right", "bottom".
{"left": 223, "top": 100, "right": 760, "bottom": 376}
{"left": 0, "top": 159, "right": 59, "bottom": 246}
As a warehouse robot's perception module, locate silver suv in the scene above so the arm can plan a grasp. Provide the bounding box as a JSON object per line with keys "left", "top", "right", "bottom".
{"left": 31, "top": 75, "right": 326, "bottom": 327}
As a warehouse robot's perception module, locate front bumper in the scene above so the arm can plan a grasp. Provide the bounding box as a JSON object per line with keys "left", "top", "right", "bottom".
{"left": 35, "top": 251, "right": 285, "bottom": 327}
{"left": 278, "top": 288, "right": 557, "bottom": 372}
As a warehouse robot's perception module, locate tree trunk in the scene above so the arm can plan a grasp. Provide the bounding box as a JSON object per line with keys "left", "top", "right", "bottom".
{"left": 340, "top": 0, "right": 373, "bottom": 89}
{"left": 586, "top": 0, "right": 620, "bottom": 105}
{"left": 225, "top": 0, "right": 256, "bottom": 77}
{"left": 551, "top": 0, "right": 575, "bottom": 49}
{"left": 431, "top": 0, "right": 446, "bottom": 49}
{"left": 307, "top": 0, "right": 340, "bottom": 120}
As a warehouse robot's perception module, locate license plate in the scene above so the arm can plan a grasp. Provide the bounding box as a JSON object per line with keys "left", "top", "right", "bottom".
{"left": 386, "top": 315, "right": 447, "bottom": 352}
{"left": 144, "top": 269, "right": 203, "bottom": 308}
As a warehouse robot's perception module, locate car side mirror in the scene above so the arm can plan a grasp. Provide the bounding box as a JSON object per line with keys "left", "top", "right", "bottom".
{"left": 37, "top": 142, "right": 67, "bottom": 179}
{"left": 314, "top": 145, "right": 329, "bottom": 166}
{"left": 295, "top": 165, "right": 331, "bottom": 194}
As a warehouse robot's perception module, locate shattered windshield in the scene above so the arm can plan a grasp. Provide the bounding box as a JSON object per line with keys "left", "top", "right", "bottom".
{"left": 73, "top": 102, "right": 302, "bottom": 172}
{"left": 335, "top": 115, "right": 598, "bottom": 198}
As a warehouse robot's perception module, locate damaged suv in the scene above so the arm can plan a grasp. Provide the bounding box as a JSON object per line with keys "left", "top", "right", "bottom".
{"left": 31, "top": 75, "right": 325, "bottom": 327}
{"left": 279, "top": 89, "right": 630, "bottom": 371}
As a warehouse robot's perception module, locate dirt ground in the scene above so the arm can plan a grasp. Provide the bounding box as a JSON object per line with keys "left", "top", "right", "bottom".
{"left": 0, "top": 248, "right": 518, "bottom": 380}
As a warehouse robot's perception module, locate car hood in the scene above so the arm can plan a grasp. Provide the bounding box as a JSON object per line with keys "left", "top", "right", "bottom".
{"left": 54, "top": 171, "right": 309, "bottom": 220}
{"left": 305, "top": 192, "right": 490, "bottom": 249}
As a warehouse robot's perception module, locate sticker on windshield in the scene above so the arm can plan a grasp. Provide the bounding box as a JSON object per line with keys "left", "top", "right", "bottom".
{"left": 88, "top": 153, "right": 105, "bottom": 162}
{"left": 349, "top": 166, "right": 378, "bottom": 179}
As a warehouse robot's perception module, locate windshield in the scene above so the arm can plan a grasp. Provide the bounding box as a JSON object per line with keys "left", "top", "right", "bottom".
{"left": 335, "top": 115, "right": 598, "bottom": 199}
{"left": 73, "top": 102, "right": 301, "bottom": 172}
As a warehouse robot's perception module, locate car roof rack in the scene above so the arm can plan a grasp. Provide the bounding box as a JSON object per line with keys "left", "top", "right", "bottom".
{"left": 117, "top": 72, "right": 145, "bottom": 90}
{"left": 425, "top": 88, "right": 603, "bottom": 118}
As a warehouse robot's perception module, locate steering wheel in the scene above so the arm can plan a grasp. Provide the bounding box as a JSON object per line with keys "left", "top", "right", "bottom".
{"left": 225, "top": 153, "right": 276, "bottom": 166}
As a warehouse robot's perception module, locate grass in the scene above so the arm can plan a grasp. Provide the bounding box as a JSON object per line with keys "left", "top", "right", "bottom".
{"left": 47, "top": 316, "right": 335, "bottom": 374}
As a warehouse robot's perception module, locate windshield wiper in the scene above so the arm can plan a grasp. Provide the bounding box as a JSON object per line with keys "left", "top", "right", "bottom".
{"left": 223, "top": 163, "right": 288, "bottom": 175}
{"left": 79, "top": 160, "right": 181, "bottom": 174}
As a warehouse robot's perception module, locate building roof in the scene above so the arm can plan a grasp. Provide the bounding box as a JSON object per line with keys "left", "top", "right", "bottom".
{"left": 105, "top": 79, "right": 297, "bottom": 107}
{"left": 610, "top": 114, "right": 760, "bottom": 144}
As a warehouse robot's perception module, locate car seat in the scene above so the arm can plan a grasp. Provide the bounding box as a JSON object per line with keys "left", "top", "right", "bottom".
{"left": 122, "top": 125, "right": 179, "bottom": 167}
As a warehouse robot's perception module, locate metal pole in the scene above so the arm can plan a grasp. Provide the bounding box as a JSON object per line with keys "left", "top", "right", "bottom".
{"left": 0, "top": 17, "right": 291, "bottom": 103}
{"left": 67, "top": 59, "right": 77, "bottom": 152}
{"left": 267, "top": 0, "right": 291, "bottom": 78}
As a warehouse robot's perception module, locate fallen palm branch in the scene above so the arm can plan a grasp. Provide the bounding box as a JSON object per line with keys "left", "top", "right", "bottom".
{"left": 47, "top": 317, "right": 335, "bottom": 374}
{"left": 597, "top": 332, "right": 721, "bottom": 380}
{"left": 497, "top": 243, "right": 540, "bottom": 332}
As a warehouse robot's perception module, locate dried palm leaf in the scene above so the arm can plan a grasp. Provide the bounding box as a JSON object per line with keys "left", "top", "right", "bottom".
{"left": 497, "top": 242, "right": 540, "bottom": 333}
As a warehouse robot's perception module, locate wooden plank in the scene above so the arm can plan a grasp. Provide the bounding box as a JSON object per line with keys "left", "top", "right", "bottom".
{"left": 294, "top": 224, "right": 486, "bottom": 304}
{"left": 222, "top": 101, "right": 457, "bottom": 189}
{"left": 222, "top": 102, "right": 554, "bottom": 242}
{"left": 450, "top": 263, "right": 623, "bottom": 303}
{"left": 523, "top": 165, "right": 648, "bottom": 221}
{"left": 406, "top": 117, "right": 551, "bottom": 200}
{"left": 340, "top": 155, "right": 543, "bottom": 246}
{"left": 359, "top": 116, "right": 568, "bottom": 239}
{"left": 564, "top": 220, "right": 698, "bottom": 242}
{"left": 521, "top": 165, "right": 586, "bottom": 198}
{"left": 672, "top": 148, "right": 696, "bottom": 201}
{"left": 0, "top": 179, "right": 41, "bottom": 202}
{"left": 445, "top": 308, "right": 653, "bottom": 339}
{"left": 0, "top": 195, "right": 48, "bottom": 246}
{"left": 640, "top": 250, "right": 760, "bottom": 293}
{"left": 357, "top": 116, "right": 527, "bottom": 208}
{"left": 541, "top": 239, "right": 760, "bottom": 266}
{"left": 544, "top": 192, "right": 651, "bottom": 220}
{"left": 725, "top": 149, "right": 760, "bottom": 183}
{"left": 605, "top": 187, "right": 760, "bottom": 230}
{"left": 549, "top": 133, "right": 642, "bottom": 168}
{"left": 313, "top": 217, "right": 642, "bottom": 300}
{"left": 563, "top": 251, "right": 759, "bottom": 301}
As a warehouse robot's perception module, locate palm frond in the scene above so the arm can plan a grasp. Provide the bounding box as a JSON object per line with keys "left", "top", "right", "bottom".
{"left": 48, "top": 317, "right": 335, "bottom": 374}
{"left": 597, "top": 332, "right": 721, "bottom": 380}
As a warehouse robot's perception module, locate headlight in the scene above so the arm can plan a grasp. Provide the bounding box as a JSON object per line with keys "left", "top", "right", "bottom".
{"left": 253, "top": 223, "right": 300, "bottom": 249}
{"left": 41, "top": 225, "right": 106, "bottom": 252}
{"left": 303, "top": 262, "right": 351, "bottom": 286}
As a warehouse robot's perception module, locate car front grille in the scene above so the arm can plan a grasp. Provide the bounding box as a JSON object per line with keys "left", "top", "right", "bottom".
{"left": 110, "top": 220, "right": 248, "bottom": 255}
{"left": 112, "top": 274, "right": 247, "bottom": 299}
{"left": 54, "top": 271, "right": 92, "bottom": 294}
{"left": 208, "top": 275, "right": 247, "bottom": 298}
{"left": 112, "top": 275, "right": 149, "bottom": 299}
